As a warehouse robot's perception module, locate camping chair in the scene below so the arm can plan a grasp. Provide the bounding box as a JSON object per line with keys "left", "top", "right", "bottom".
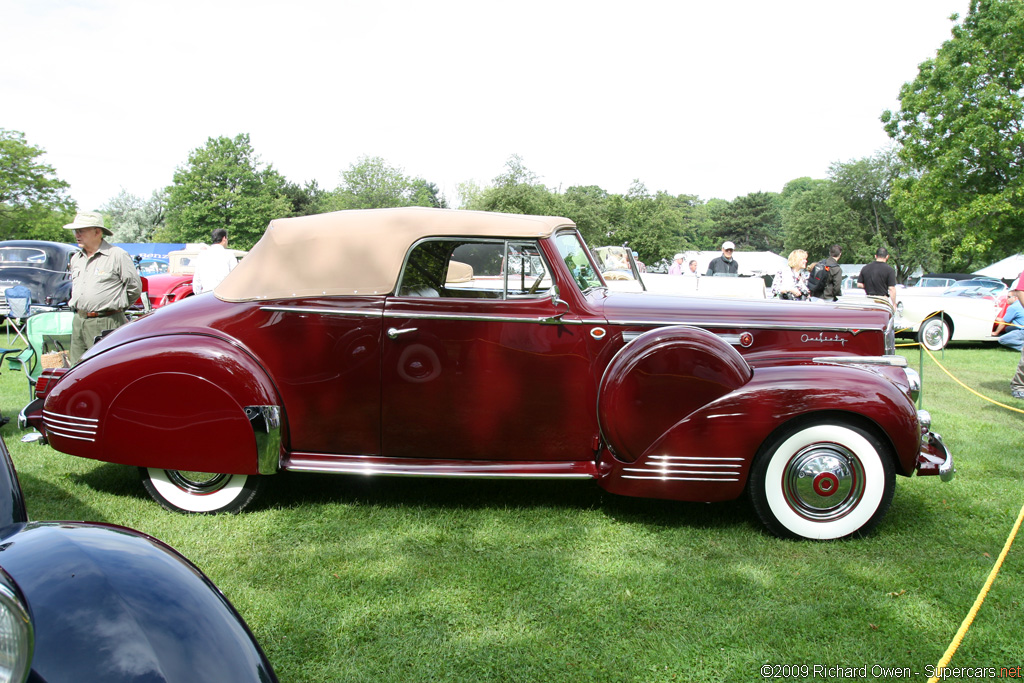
{"left": 1, "top": 286, "right": 32, "bottom": 370}
{"left": 13, "top": 310, "right": 74, "bottom": 397}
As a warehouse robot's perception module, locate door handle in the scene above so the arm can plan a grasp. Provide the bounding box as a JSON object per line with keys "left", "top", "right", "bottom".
{"left": 387, "top": 327, "right": 418, "bottom": 340}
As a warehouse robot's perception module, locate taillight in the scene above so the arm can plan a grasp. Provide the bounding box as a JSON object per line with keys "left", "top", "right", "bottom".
{"left": 34, "top": 368, "right": 69, "bottom": 399}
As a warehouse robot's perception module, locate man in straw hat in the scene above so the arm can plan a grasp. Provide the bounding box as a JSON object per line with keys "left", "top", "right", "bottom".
{"left": 64, "top": 211, "right": 141, "bottom": 364}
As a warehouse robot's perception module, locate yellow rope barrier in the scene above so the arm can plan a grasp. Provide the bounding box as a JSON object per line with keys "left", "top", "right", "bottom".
{"left": 926, "top": 501, "right": 1024, "bottom": 682}
{"left": 912, "top": 345, "right": 1024, "bottom": 680}
{"left": 920, "top": 346, "right": 1024, "bottom": 415}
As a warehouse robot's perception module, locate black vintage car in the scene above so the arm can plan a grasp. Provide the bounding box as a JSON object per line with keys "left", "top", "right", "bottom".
{"left": 0, "top": 435, "right": 278, "bottom": 682}
{"left": 0, "top": 240, "right": 78, "bottom": 312}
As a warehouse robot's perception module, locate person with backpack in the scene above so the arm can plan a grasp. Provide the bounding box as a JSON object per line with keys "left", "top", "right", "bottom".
{"left": 810, "top": 245, "right": 843, "bottom": 300}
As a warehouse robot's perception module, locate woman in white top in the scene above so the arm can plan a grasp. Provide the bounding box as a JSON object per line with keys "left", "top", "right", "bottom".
{"left": 771, "top": 250, "right": 810, "bottom": 300}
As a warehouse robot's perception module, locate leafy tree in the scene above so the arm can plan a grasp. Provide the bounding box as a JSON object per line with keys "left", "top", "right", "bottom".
{"left": 782, "top": 182, "right": 863, "bottom": 263}
{"left": 882, "top": 0, "right": 1024, "bottom": 269}
{"left": 282, "top": 179, "right": 329, "bottom": 217}
{"left": 326, "top": 156, "right": 447, "bottom": 210}
{"left": 0, "top": 129, "right": 76, "bottom": 241}
{"left": 102, "top": 188, "right": 166, "bottom": 242}
{"left": 468, "top": 155, "right": 560, "bottom": 217}
{"left": 164, "top": 134, "right": 290, "bottom": 249}
{"left": 709, "top": 191, "right": 784, "bottom": 253}
{"left": 828, "top": 149, "right": 926, "bottom": 279}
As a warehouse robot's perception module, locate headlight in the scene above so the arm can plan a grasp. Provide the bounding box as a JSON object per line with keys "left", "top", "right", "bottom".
{"left": 0, "top": 570, "right": 32, "bottom": 683}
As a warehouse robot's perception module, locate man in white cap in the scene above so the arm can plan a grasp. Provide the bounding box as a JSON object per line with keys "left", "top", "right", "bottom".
{"left": 64, "top": 211, "right": 142, "bottom": 364}
{"left": 706, "top": 240, "right": 739, "bottom": 276}
{"left": 667, "top": 253, "right": 686, "bottom": 275}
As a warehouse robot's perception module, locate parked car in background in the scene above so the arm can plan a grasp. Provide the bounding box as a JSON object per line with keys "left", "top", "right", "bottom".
{"left": 0, "top": 240, "right": 77, "bottom": 312}
{"left": 896, "top": 291, "right": 1005, "bottom": 350}
{"left": 145, "top": 246, "right": 246, "bottom": 308}
{"left": 0, "top": 435, "right": 277, "bottom": 682}
{"left": 135, "top": 256, "right": 169, "bottom": 276}
{"left": 25, "top": 208, "right": 952, "bottom": 541}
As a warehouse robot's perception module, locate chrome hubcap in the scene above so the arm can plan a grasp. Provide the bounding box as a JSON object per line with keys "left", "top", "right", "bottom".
{"left": 782, "top": 444, "right": 863, "bottom": 521}
{"left": 923, "top": 321, "right": 946, "bottom": 348}
{"left": 165, "top": 470, "right": 231, "bottom": 495}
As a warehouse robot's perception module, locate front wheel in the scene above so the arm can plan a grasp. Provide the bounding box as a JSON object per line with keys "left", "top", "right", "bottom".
{"left": 140, "top": 468, "right": 265, "bottom": 514}
{"left": 919, "top": 316, "right": 951, "bottom": 351}
{"left": 748, "top": 421, "right": 894, "bottom": 540}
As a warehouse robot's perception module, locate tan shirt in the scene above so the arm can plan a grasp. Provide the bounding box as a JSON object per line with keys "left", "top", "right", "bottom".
{"left": 69, "top": 241, "right": 142, "bottom": 313}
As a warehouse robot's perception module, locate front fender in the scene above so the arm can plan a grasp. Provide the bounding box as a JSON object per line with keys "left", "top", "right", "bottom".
{"left": 598, "top": 325, "right": 752, "bottom": 463}
{"left": 43, "top": 335, "right": 281, "bottom": 474}
{"left": 599, "top": 364, "right": 921, "bottom": 502}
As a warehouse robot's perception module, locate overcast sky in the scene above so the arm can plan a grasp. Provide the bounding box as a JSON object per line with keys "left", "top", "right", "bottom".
{"left": 4, "top": 0, "right": 970, "bottom": 212}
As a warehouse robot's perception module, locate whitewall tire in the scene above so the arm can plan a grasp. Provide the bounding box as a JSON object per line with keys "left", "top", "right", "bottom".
{"left": 140, "top": 468, "right": 265, "bottom": 514}
{"left": 749, "top": 421, "right": 894, "bottom": 540}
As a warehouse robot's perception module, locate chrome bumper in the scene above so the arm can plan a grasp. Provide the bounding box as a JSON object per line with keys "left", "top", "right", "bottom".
{"left": 915, "top": 411, "right": 954, "bottom": 481}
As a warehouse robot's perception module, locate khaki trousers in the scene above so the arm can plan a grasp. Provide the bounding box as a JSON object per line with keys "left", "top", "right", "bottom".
{"left": 70, "top": 312, "right": 127, "bottom": 365}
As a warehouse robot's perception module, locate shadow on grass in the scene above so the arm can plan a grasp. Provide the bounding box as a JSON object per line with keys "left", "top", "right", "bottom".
{"left": 17, "top": 470, "right": 110, "bottom": 523}
{"left": 69, "top": 461, "right": 149, "bottom": 505}
{"left": 260, "top": 469, "right": 760, "bottom": 535}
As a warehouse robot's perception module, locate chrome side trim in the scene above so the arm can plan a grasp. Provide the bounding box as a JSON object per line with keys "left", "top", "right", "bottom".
{"left": 609, "top": 319, "right": 878, "bottom": 334}
{"left": 41, "top": 410, "right": 98, "bottom": 442}
{"left": 246, "top": 406, "right": 282, "bottom": 475}
{"left": 284, "top": 454, "right": 596, "bottom": 479}
{"left": 384, "top": 311, "right": 584, "bottom": 325}
{"left": 621, "top": 455, "right": 743, "bottom": 482}
{"left": 260, "top": 306, "right": 384, "bottom": 317}
{"left": 261, "top": 305, "right": 584, "bottom": 326}
{"left": 813, "top": 355, "right": 908, "bottom": 367}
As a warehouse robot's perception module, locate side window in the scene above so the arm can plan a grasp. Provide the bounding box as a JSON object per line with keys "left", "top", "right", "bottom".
{"left": 554, "top": 232, "right": 602, "bottom": 292}
{"left": 398, "top": 239, "right": 553, "bottom": 299}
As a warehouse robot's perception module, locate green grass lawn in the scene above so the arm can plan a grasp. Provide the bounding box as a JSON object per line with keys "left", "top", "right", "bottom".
{"left": 2, "top": 340, "right": 1022, "bottom": 682}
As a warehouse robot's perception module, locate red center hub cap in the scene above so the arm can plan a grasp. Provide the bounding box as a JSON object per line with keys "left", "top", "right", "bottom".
{"left": 812, "top": 472, "right": 840, "bottom": 497}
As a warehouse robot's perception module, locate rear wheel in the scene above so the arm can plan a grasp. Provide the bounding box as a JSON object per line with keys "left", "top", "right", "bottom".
{"left": 748, "top": 420, "right": 894, "bottom": 540}
{"left": 140, "top": 468, "right": 265, "bottom": 514}
{"left": 918, "top": 316, "right": 951, "bottom": 351}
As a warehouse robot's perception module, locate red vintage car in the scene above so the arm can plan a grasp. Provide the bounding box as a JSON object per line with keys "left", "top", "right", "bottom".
{"left": 27, "top": 208, "right": 953, "bottom": 540}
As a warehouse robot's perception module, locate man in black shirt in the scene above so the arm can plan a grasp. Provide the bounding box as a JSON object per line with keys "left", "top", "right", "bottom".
{"left": 858, "top": 247, "right": 897, "bottom": 305}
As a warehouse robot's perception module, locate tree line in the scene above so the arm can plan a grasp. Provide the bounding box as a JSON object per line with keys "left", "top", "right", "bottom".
{"left": 2, "top": 0, "right": 1021, "bottom": 281}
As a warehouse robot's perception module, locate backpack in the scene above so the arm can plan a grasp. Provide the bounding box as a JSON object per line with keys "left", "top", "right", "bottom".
{"left": 807, "top": 261, "right": 831, "bottom": 296}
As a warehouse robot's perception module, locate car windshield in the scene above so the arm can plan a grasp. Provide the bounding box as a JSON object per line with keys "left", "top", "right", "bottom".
{"left": 0, "top": 247, "right": 48, "bottom": 266}
{"left": 554, "top": 232, "right": 603, "bottom": 293}
{"left": 593, "top": 246, "right": 639, "bottom": 282}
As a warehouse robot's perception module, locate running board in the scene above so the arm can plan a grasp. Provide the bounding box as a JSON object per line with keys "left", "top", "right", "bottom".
{"left": 283, "top": 453, "right": 598, "bottom": 479}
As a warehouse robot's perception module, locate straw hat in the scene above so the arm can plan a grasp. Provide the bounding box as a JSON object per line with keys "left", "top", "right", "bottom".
{"left": 64, "top": 211, "right": 112, "bottom": 236}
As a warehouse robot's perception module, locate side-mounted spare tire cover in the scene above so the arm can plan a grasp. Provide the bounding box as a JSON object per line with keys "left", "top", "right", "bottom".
{"left": 598, "top": 326, "right": 753, "bottom": 462}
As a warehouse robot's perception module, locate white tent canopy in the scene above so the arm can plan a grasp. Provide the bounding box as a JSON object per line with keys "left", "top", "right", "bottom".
{"left": 975, "top": 254, "right": 1024, "bottom": 280}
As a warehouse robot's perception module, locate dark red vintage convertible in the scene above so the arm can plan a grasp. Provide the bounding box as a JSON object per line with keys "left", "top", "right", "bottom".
{"left": 26, "top": 208, "right": 953, "bottom": 540}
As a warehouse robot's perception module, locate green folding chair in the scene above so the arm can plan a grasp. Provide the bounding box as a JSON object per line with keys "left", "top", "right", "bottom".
{"left": 13, "top": 311, "right": 74, "bottom": 396}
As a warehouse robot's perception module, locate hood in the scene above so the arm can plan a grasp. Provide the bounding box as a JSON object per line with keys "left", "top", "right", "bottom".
{"left": 596, "top": 290, "right": 893, "bottom": 333}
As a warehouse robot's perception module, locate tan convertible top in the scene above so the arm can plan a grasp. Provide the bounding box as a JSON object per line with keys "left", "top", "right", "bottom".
{"left": 215, "top": 207, "right": 576, "bottom": 301}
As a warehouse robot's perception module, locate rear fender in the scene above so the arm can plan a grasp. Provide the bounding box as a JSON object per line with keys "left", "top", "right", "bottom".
{"left": 598, "top": 364, "right": 920, "bottom": 502}
{"left": 43, "top": 335, "right": 281, "bottom": 475}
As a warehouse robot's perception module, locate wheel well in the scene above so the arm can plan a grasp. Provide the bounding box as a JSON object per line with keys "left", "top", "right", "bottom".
{"left": 752, "top": 410, "right": 900, "bottom": 478}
